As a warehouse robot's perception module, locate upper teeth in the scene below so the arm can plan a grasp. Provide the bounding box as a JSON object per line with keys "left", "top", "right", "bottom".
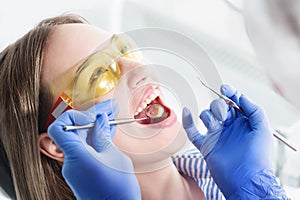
{"left": 135, "top": 89, "right": 160, "bottom": 115}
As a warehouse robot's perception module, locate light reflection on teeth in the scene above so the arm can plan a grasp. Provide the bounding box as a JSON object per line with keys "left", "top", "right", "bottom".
{"left": 149, "top": 94, "right": 156, "bottom": 101}
{"left": 134, "top": 88, "right": 161, "bottom": 116}
{"left": 141, "top": 102, "right": 147, "bottom": 109}
{"left": 137, "top": 107, "right": 143, "bottom": 113}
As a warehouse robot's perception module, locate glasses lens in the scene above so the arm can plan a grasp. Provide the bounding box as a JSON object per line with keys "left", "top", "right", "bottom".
{"left": 112, "top": 34, "right": 143, "bottom": 61}
{"left": 67, "top": 34, "right": 142, "bottom": 109}
{"left": 72, "top": 52, "right": 121, "bottom": 108}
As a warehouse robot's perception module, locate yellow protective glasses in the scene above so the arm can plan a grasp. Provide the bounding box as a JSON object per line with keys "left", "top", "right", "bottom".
{"left": 45, "top": 34, "right": 142, "bottom": 129}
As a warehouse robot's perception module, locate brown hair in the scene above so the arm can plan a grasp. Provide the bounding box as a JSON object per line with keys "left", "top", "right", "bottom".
{"left": 0, "top": 14, "right": 88, "bottom": 200}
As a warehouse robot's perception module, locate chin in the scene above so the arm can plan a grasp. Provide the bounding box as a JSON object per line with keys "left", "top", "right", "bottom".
{"left": 113, "top": 120, "right": 188, "bottom": 172}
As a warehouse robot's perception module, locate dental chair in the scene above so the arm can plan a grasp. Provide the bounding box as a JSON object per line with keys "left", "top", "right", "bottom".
{"left": 0, "top": 143, "right": 15, "bottom": 199}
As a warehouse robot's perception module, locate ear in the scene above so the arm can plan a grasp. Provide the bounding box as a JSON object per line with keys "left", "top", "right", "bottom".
{"left": 38, "top": 132, "right": 64, "bottom": 162}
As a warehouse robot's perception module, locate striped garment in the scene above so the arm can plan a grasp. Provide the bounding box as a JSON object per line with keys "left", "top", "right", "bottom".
{"left": 172, "top": 147, "right": 225, "bottom": 200}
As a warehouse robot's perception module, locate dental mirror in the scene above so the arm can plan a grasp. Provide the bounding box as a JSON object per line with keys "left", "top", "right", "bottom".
{"left": 136, "top": 103, "right": 169, "bottom": 124}
{"left": 145, "top": 103, "right": 169, "bottom": 124}
{"left": 145, "top": 104, "right": 165, "bottom": 118}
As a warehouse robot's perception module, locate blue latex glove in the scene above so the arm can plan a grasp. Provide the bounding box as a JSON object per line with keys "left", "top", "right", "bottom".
{"left": 182, "top": 84, "right": 289, "bottom": 199}
{"left": 48, "top": 99, "right": 141, "bottom": 200}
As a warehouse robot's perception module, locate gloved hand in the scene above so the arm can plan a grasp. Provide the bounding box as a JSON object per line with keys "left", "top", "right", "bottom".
{"left": 48, "top": 99, "right": 141, "bottom": 200}
{"left": 183, "top": 84, "right": 289, "bottom": 199}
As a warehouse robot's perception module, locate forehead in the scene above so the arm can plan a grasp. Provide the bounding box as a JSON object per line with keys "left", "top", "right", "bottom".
{"left": 42, "top": 23, "right": 111, "bottom": 98}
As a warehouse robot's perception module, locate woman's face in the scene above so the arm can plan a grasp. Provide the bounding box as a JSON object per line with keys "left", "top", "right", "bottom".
{"left": 42, "top": 24, "right": 187, "bottom": 167}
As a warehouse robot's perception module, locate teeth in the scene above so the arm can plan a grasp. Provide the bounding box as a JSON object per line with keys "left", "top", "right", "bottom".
{"left": 149, "top": 94, "right": 156, "bottom": 101}
{"left": 137, "top": 107, "right": 143, "bottom": 113}
{"left": 135, "top": 89, "right": 161, "bottom": 116}
{"left": 154, "top": 89, "right": 160, "bottom": 96}
{"left": 141, "top": 102, "right": 147, "bottom": 109}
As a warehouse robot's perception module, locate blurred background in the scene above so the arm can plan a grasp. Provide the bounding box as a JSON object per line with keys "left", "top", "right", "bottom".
{"left": 1, "top": 0, "right": 299, "bottom": 198}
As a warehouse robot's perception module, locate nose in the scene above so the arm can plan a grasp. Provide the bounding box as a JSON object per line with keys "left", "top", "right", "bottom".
{"left": 118, "top": 57, "right": 152, "bottom": 89}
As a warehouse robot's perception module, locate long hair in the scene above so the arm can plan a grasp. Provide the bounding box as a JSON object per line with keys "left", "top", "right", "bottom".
{"left": 0, "top": 14, "right": 88, "bottom": 200}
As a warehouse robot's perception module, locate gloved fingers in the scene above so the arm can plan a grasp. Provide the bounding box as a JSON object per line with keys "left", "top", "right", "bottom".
{"left": 182, "top": 107, "right": 205, "bottom": 148}
{"left": 223, "top": 106, "right": 236, "bottom": 126}
{"left": 92, "top": 113, "right": 114, "bottom": 152}
{"left": 105, "top": 99, "right": 120, "bottom": 119}
{"left": 239, "top": 94, "right": 268, "bottom": 131}
{"left": 200, "top": 109, "right": 222, "bottom": 131}
{"left": 210, "top": 99, "right": 228, "bottom": 121}
{"left": 109, "top": 124, "right": 117, "bottom": 139}
{"left": 220, "top": 84, "right": 241, "bottom": 104}
{"left": 220, "top": 84, "right": 244, "bottom": 117}
{"left": 48, "top": 110, "right": 87, "bottom": 152}
{"left": 198, "top": 109, "right": 223, "bottom": 157}
{"left": 209, "top": 99, "right": 237, "bottom": 126}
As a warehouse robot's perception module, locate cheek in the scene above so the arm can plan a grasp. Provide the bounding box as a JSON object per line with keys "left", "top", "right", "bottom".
{"left": 88, "top": 90, "right": 115, "bottom": 107}
{"left": 76, "top": 89, "right": 116, "bottom": 111}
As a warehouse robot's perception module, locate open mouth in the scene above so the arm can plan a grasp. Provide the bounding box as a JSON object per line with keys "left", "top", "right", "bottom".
{"left": 133, "top": 88, "right": 170, "bottom": 124}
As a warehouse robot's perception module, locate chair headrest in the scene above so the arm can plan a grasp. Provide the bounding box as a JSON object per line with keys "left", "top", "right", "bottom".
{"left": 0, "top": 142, "right": 16, "bottom": 199}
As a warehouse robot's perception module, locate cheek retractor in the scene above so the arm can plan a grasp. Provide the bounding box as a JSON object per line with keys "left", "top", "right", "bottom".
{"left": 63, "top": 104, "right": 166, "bottom": 131}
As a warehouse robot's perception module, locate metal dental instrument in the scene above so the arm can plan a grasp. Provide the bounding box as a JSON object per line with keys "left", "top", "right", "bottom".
{"left": 64, "top": 117, "right": 149, "bottom": 131}
{"left": 198, "top": 77, "right": 298, "bottom": 152}
{"left": 63, "top": 103, "right": 166, "bottom": 131}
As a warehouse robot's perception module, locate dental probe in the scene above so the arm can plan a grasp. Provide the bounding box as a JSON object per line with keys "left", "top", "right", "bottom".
{"left": 63, "top": 117, "right": 149, "bottom": 131}
{"left": 198, "top": 77, "right": 298, "bottom": 152}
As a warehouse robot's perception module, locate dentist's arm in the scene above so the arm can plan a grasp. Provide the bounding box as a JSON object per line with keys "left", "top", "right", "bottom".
{"left": 48, "top": 99, "right": 141, "bottom": 200}
{"left": 182, "top": 84, "right": 289, "bottom": 199}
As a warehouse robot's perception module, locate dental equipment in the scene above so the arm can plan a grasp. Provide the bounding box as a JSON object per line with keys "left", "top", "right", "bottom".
{"left": 198, "top": 77, "right": 298, "bottom": 152}
{"left": 145, "top": 103, "right": 165, "bottom": 118}
{"left": 63, "top": 103, "right": 167, "bottom": 131}
{"left": 63, "top": 117, "right": 149, "bottom": 131}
